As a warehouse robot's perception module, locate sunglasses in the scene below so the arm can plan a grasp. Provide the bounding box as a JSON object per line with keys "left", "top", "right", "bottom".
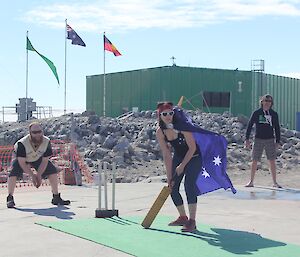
{"left": 264, "top": 100, "right": 272, "bottom": 103}
{"left": 160, "top": 111, "right": 174, "bottom": 117}
{"left": 31, "top": 130, "right": 42, "bottom": 134}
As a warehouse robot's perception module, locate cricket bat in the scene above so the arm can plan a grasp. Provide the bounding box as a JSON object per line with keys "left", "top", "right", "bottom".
{"left": 177, "top": 96, "right": 184, "bottom": 107}
{"left": 141, "top": 186, "right": 171, "bottom": 228}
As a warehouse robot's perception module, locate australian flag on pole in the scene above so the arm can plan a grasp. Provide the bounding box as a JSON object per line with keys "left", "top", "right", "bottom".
{"left": 66, "top": 24, "right": 86, "bottom": 47}
{"left": 173, "top": 107, "right": 236, "bottom": 195}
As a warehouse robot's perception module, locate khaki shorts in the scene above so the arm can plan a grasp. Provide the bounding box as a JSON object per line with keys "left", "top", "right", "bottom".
{"left": 252, "top": 138, "right": 276, "bottom": 161}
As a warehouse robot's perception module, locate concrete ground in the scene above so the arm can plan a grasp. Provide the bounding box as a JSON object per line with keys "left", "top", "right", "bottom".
{"left": 0, "top": 183, "right": 299, "bottom": 257}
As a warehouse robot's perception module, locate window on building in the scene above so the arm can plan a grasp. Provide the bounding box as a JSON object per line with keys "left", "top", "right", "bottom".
{"left": 203, "top": 91, "right": 230, "bottom": 108}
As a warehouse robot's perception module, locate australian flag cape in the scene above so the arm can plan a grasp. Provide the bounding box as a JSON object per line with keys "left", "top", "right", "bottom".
{"left": 172, "top": 107, "right": 236, "bottom": 195}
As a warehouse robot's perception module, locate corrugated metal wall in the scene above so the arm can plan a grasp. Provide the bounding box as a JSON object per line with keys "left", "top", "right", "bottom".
{"left": 86, "top": 66, "right": 252, "bottom": 117}
{"left": 86, "top": 66, "right": 300, "bottom": 130}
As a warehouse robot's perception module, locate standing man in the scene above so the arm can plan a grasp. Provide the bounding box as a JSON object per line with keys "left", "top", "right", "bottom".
{"left": 245, "top": 94, "right": 281, "bottom": 188}
{"left": 7, "top": 122, "right": 70, "bottom": 208}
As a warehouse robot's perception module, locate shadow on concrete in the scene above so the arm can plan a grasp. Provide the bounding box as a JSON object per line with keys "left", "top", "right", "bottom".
{"left": 15, "top": 206, "right": 76, "bottom": 220}
{"left": 148, "top": 227, "right": 286, "bottom": 255}
{"left": 194, "top": 228, "right": 286, "bottom": 255}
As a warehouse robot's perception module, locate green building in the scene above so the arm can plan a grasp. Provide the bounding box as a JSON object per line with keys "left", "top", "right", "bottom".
{"left": 86, "top": 65, "right": 300, "bottom": 130}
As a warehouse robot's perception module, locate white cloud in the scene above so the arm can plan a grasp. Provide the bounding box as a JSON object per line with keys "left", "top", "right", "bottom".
{"left": 21, "top": 0, "right": 300, "bottom": 32}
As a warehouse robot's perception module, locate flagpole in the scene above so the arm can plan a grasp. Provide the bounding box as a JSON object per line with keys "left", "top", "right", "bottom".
{"left": 64, "top": 19, "right": 67, "bottom": 115}
{"left": 103, "top": 32, "right": 106, "bottom": 117}
{"left": 26, "top": 31, "right": 29, "bottom": 120}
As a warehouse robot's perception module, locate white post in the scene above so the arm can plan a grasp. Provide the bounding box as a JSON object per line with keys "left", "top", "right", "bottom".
{"left": 112, "top": 162, "right": 116, "bottom": 210}
{"left": 64, "top": 19, "right": 67, "bottom": 115}
{"left": 103, "top": 32, "right": 106, "bottom": 117}
{"left": 103, "top": 162, "right": 108, "bottom": 210}
{"left": 26, "top": 31, "right": 29, "bottom": 120}
{"left": 98, "top": 164, "right": 102, "bottom": 210}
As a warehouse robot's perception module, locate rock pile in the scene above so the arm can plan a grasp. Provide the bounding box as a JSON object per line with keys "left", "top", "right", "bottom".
{"left": 0, "top": 110, "right": 299, "bottom": 183}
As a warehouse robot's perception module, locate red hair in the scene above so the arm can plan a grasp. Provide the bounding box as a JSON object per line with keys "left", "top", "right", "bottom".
{"left": 157, "top": 102, "right": 173, "bottom": 116}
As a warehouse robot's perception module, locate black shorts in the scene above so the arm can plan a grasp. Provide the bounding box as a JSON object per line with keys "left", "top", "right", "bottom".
{"left": 9, "top": 157, "right": 58, "bottom": 179}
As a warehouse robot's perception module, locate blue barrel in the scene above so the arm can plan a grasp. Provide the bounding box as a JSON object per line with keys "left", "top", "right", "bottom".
{"left": 297, "top": 112, "right": 300, "bottom": 131}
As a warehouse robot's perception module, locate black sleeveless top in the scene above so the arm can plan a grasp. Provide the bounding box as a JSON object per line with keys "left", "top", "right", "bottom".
{"left": 163, "top": 130, "right": 200, "bottom": 158}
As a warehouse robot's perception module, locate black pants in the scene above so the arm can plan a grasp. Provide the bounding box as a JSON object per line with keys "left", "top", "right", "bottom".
{"left": 171, "top": 154, "right": 202, "bottom": 206}
{"left": 9, "top": 157, "right": 58, "bottom": 179}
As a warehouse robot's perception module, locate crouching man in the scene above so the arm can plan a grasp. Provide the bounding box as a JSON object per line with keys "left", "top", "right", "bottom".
{"left": 7, "top": 122, "right": 70, "bottom": 208}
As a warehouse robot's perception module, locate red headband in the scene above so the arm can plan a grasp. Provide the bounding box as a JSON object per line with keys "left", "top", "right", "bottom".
{"left": 157, "top": 103, "right": 173, "bottom": 115}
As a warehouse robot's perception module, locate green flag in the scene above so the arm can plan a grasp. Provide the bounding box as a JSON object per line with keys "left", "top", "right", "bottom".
{"left": 26, "top": 37, "right": 60, "bottom": 85}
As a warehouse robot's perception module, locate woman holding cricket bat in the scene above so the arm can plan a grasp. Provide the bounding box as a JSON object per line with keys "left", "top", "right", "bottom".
{"left": 156, "top": 101, "right": 236, "bottom": 232}
{"left": 156, "top": 101, "right": 202, "bottom": 232}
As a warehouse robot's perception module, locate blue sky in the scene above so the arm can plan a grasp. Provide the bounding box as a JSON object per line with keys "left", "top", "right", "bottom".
{"left": 1, "top": 0, "right": 300, "bottom": 121}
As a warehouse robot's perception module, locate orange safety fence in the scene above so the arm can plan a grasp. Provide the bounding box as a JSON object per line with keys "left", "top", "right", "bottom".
{"left": 0, "top": 140, "right": 92, "bottom": 188}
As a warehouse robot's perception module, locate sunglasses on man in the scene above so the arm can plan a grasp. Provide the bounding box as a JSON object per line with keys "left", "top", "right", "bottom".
{"left": 160, "top": 111, "right": 174, "bottom": 117}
